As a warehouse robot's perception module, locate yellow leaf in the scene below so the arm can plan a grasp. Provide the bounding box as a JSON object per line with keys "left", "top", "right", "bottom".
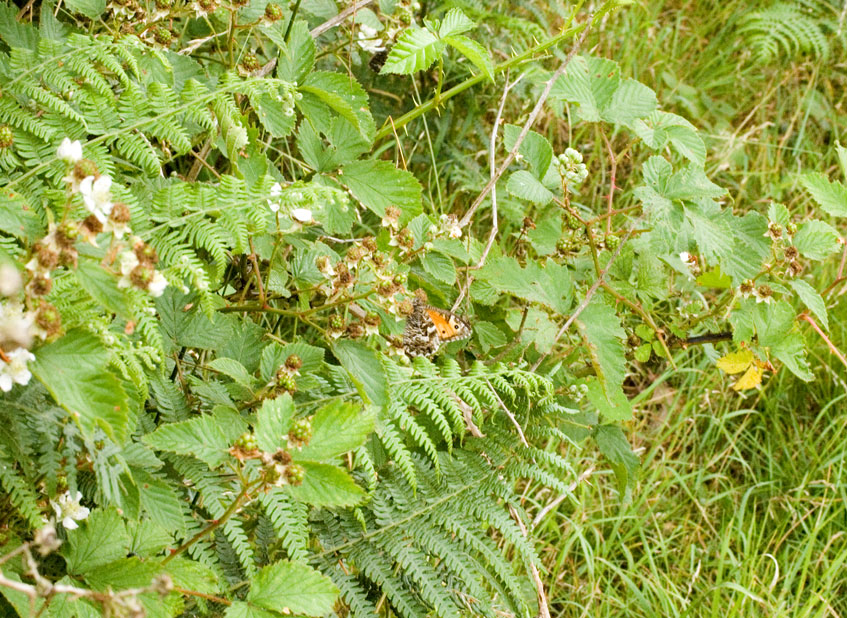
{"left": 716, "top": 349, "right": 754, "bottom": 374}
{"left": 732, "top": 364, "right": 763, "bottom": 391}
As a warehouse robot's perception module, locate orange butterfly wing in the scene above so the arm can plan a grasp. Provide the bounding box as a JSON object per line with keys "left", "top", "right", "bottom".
{"left": 425, "top": 308, "right": 468, "bottom": 340}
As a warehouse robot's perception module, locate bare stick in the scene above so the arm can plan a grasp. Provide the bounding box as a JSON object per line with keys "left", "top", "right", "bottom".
{"left": 508, "top": 505, "right": 551, "bottom": 618}
{"left": 485, "top": 378, "right": 528, "bottom": 447}
{"left": 530, "top": 228, "right": 633, "bottom": 372}
{"left": 452, "top": 73, "right": 523, "bottom": 311}
{"left": 458, "top": 19, "right": 591, "bottom": 230}
{"left": 799, "top": 313, "right": 847, "bottom": 370}
{"left": 601, "top": 129, "right": 618, "bottom": 237}
{"left": 310, "top": 0, "right": 377, "bottom": 38}
{"left": 531, "top": 465, "right": 595, "bottom": 529}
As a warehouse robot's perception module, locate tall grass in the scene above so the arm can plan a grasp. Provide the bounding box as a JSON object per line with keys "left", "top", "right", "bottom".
{"left": 525, "top": 1, "right": 847, "bottom": 614}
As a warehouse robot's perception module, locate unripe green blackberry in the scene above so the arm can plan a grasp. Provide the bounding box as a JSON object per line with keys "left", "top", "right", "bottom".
{"left": 555, "top": 237, "right": 569, "bottom": 253}
{"left": 289, "top": 418, "right": 312, "bottom": 443}
{"left": 235, "top": 432, "right": 258, "bottom": 450}
{"left": 56, "top": 221, "right": 79, "bottom": 247}
{"left": 605, "top": 234, "right": 620, "bottom": 250}
{"left": 278, "top": 373, "right": 296, "bottom": 393}
{"left": 328, "top": 314, "right": 345, "bottom": 330}
{"left": 0, "top": 125, "right": 13, "bottom": 149}
{"left": 566, "top": 214, "right": 581, "bottom": 230}
{"left": 285, "top": 354, "right": 302, "bottom": 372}
{"left": 73, "top": 159, "right": 99, "bottom": 180}
{"left": 153, "top": 27, "right": 173, "bottom": 46}
{"left": 286, "top": 464, "right": 305, "bottom": 486}
{"left": 786, "top": 221, "right": 798, "bottom": 235}
{"left": 377, "top": 280, "right": 394, "bottom": 296}
{"left": 241, "top": 53, "right": 260, "bottom": 72}
{"left": 392, "top": 273, "right": 407, "bottom": 286}
{"left": 264, "top": 2, "right": 283, "bottom": 20}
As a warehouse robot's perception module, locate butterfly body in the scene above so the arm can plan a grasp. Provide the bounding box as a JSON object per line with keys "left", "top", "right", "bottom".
{"left": 402, "top": 299, "right": 472, "bottom": 357}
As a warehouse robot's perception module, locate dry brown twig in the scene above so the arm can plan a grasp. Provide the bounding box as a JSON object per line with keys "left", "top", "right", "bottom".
{"left": 457, "top": 18, "right": 592, "bottom": 231}
{"left": 310, "top": 0, "right": 377, "bottom": 38}
{"left": 452, "top": 19, "right": 591, "bottom": 313}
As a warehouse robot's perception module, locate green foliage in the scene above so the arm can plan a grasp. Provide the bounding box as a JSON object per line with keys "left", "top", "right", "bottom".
{"left": 0, "top": 0, "right": 843, "bottom": 616}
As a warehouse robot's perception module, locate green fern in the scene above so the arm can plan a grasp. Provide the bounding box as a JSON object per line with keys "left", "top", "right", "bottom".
{"left": 737, "top": 0, "right": 842, "bottom": 62}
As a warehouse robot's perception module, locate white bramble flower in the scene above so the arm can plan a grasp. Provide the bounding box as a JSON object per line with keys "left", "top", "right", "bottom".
{"left": 439, "top": 214, "right": 462, "bottom": 239}
{"left": 0, "top": 264, "right": 22, "bottom": 297}
{"left": 268, "top": 182, "right": 283, "bottom": 213}
{"left": 79, "top": 175, "right": 114, "bottom": 223}
{"left": 0, "top": 347, "right": 34, "bottom": 392}
{"left": 117, "top": 250, "right": 139, "bottom": 287}
{"left": 679, "top": 252, "right": 693, "bottom": 263}
{"left": 0, "top": 302, "right": 34, "bottom": 350}
{"left": 103, "top": 218, "right": 130, "bottom": 240}
{"left": 51, "top": 491, "right": 90, "bottom": 530}
{"left": 291, "top": 208, "right": 313, "bottom": 223}
{"left": 57, "top": 138, "right": 83, "bottom": 164}
{"left": 357, "top": 24, "right": 386, "bottom": 53}
{"left": 148, "top": 271, "right": 168, "bottom": 297}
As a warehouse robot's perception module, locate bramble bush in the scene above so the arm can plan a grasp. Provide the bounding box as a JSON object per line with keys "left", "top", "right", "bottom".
{"left": 0, "top": 0, "right": 844, "bottom": 616}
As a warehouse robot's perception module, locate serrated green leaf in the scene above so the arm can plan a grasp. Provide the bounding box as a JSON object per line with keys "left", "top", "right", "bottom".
{"left": 633, "top": 110, "right": 705, "bottom": 165}
{"left": 32, "top": 330, "right": 129, "bottom": 443}
{"left": 696, "top": 266, "right": 732, "bottom": 288}
{"left": 575, "top": 299, "right": 627, "bottom": 394}
{"left": 585, "top": 378, "right": 632, "bottom": 421}
{"left": 421, "top": 251, "right": 457, "bottom": 284}
{"left": 286, "top": 462, "right": 365, "bottom": 507}
{"left": 793, "top": 219, "right": 841, "bottom": 260}
{"left": 75, "top": 260, "right": 133, "bottom": 320}
{"left": 127, "top": 520, "right": 172, "bottom": 558}
{"left": 298, "top": 72, "right": 374, "bottom": 142}
{"left": 477, "top": 257, "right": 572, "bottom": 314}
{"left": 443, "top": 35, "right": 493, "bottom": 81}
{"left": 720, "top": 212, "right": 770, "bottom": 285}
{"left": 753, "top": 300, "right": 795, "bottom": 348}
{"left": 333, "top": 340, "right": 387, "bottom": 407}
{"left": 800, "top": 172, "right": 847, "bottom": 217}
{"left": 594, "top": 424, "right": 638, "bottom": 493}
{"left": 297, "top": 401, "right": 373, "bottom": 461}
{"left": 503, "top": 125, "right": 553, "bottom": 180}
{"left": 64, "top": 507, "right": 130, "bottom": 574}
{"left": 256, "top": 394, "right": 295, "bottom": 453}
{"left": 82, "top": 556, "right": 161, "bottom": 591}
{"left": 142, "top": 407, "right": 246, "bottom": 468}
{"left": 134, "top": 469, "right": 186, "bottom": 538}
{"left": 340, "top": 159, "right": 423, "bottom": 223}
{"left": 272, "top": 21, "right": 315, "bottom": 83}
{"left": 225, "top": 602, "right": 278, "bottom": 618}
{"left": 0, "top": 192, "right": 44, "bottom": 241}
{"left": 381, "top": 26, "right": 445, "bottom": 74}
{"left": 527, "top": 214, "right": 563, "bottom": 255}
{"left": 474, "top": 321, "right": 507, "bottom": 352}
{"left": 254, "top": 92, "right": 296, "bottom": 139}
{"left": 208, "top": 357, "right": 254, "bottom": 388}
{"left": 260, "top": 341, "right": 325, "bottom": 382}
{"left": 64, "top": 0, "right": 105, "bottom": 18}
{"left": 552, "top": 55, "right": 620, "bottom": 122}
{"left": 768, "top": 202, "right": 790, "bottom": 226}
{"left": 437, "top": 8, "right": 475, "bottom": 37}
{"left": 247, "top": 560, "right": 339, "bottom": 616}
{"left": 604, "top": 78, "right": 657, "bottom": 128}
{"left": 789, "top": 279, "right": 828, "bottom": 331}
{"left": 771, "top": 331, "right": 814, "bottom": 382}
{"left": 506, "top": 170, "right": 554, "bottom": 204}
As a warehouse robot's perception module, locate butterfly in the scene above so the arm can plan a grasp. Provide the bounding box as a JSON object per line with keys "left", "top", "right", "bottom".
{"left": 402, "top": 298, "right": 472, "bottom": 357}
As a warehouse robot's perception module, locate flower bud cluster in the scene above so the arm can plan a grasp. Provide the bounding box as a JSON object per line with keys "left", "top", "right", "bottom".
{"left": 555, "top": 148, "right": 588, "bottom": 186}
